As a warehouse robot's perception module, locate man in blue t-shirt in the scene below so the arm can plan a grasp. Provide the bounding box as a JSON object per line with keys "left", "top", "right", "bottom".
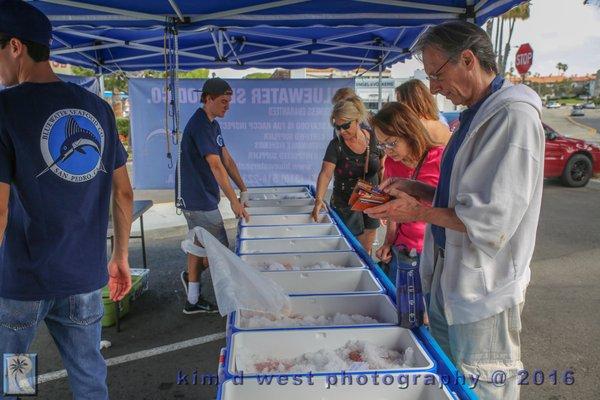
{"left": 0, "top": 1, "right": 134, "bottom": 399}
{"left": 176, "top": 77, "right": 250, "bottom": 314}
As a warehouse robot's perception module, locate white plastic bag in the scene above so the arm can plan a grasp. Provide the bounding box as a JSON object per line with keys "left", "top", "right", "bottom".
{"left": 181, "top": 227, "right": 291, "bottom": 317}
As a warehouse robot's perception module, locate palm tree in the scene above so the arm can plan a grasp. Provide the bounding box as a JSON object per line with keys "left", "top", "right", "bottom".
{"left": 487, "top": 2, "right": 531, "bottom": 76}
{"left": 499, "top": 3, "right": 530, "bottom": 75}
{"left": 556, "top": 63, "right": 568, "bottom": 75}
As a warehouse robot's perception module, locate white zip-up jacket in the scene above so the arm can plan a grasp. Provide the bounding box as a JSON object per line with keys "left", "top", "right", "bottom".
{"left": 420, "top": 81, "right": 544, "bottom": 325}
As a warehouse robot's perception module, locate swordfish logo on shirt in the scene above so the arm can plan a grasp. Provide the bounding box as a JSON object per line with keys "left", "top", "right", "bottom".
{"left": 36, "top": 109, "right": 107, "bottom": 182}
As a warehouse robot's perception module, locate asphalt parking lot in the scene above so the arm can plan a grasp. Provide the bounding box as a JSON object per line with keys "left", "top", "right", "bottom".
{"left": 544, "top": 108, "right": 600, "bottom": 146}
{"left": 575, "top": 111, "right": 600, "bottom": 144}
{"left": 22, "top": 179, "right": 600, "bottom": 400}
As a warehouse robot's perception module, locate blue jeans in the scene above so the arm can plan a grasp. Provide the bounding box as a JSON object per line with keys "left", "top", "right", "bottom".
{"left": 0, "top": 289, "right": 108, "bottom": 400}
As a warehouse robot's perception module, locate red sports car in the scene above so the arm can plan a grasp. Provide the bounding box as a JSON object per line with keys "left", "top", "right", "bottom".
{"left": 444, "top": 113, "right": 600, "bottom": 187}
{"left": 543, "top": 123, "right": 600, "bottom": 187}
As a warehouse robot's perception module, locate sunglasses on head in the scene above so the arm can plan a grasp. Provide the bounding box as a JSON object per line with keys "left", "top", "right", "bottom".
{"left": 375, "top": 138, "right": 399, "bottom": 151}
{"left": 334, "top": 121, "right": 353, "bottom": 131}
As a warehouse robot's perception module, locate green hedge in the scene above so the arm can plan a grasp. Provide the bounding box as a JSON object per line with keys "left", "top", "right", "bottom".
{"left": 116, "top": 117, "right": 130, "bottom": 138}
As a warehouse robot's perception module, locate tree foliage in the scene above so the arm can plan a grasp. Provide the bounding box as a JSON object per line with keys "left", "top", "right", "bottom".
{"left": 243, "top": 72, "right": 273, "bottom": 79}
{"left": 556, "top": 63, "right": 568, "bottom": 75}
{"left": 116, "top": 117, "right": 130, "bottom": 138}
{"left": 69, "top": 67, "right": 209, "bottom": 94}
{"left": 71, "top": 66, "right": 94, "bottom": 77}
{"left": 487, "top": 2, "right": 531, "bottom": 76}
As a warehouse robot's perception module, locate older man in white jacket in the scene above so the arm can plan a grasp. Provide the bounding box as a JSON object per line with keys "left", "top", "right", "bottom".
{"left": 366, "top": 21, "right": 544, "bottom": 400}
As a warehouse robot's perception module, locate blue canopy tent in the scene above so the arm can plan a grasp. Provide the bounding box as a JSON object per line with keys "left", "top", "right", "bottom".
{"left": 26, "top": 0, "right": 527, "bottom": 73}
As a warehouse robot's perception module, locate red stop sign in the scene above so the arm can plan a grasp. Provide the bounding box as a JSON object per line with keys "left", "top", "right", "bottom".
{"left": 515, "top": 43, "right": 534, "bottom": 75}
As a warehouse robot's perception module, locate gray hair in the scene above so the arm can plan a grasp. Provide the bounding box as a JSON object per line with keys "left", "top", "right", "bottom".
{"left": 412, "top": 21, "right": 498, "bottom": 74}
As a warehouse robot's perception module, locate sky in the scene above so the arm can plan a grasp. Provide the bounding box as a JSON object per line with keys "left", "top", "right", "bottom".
{"left": 212, "top": 0, "right": 600, "bottom": 79}
{"left": 392, "top": 0, "right": 600, "bottom": 78}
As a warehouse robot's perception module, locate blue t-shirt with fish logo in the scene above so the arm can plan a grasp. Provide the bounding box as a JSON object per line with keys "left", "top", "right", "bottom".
{"left": 0, "top": 81, "right": 128, "bottom": 300}
{"left": 176, "top": 107, "right": 225, "bottom": 211}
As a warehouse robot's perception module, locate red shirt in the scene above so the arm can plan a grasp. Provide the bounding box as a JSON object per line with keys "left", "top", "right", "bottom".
{"left": 383, "top": 146, "right": 444, "bottom": 253}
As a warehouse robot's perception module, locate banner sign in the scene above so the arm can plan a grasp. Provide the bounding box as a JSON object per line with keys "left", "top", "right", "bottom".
{"left": 128, "top": 78, "right": 354, "bottom": 189}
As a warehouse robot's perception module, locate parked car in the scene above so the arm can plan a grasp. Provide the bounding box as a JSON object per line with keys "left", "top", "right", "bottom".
{"left": 583, "top": 103, "right": 596, "bottom": 109}
{"left": 440, "top": 115, "right": 600, "bottom": 187}
{"left": 441, "top": 111, "right": 460, "bottom": 133}
{"left": 546, "top": 101, "right": 561, "bottom": 109}
{"left": 570, "top": 105, "right": 585, "bottom": 117}
{"left": 544, "top": 123, "right": 600, "bottom": 187}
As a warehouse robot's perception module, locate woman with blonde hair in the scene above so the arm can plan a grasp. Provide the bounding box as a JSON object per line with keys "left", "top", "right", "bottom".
{"left": 312, "top": 99, "right": 383, "bottom": 254}
{"left": 331, "top": 88, "right": 370, "bottom": 138}
{"left": 395, "top": 79, "right": 451, "bottom": 145}
{"left": 369, "top": 102, "right": 443, "bottom": 274}
{"left": 331, "top": 87, "right": 357, "bottom": 104}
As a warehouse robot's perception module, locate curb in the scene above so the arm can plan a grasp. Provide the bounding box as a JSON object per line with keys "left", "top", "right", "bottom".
{"left": 589, "top": 179, "right": 600, "bottom": 189}
{"left": 566, "top": 115, "right": 597, "bottom": 134}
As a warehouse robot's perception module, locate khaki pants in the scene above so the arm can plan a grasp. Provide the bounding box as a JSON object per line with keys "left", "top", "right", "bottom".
{"left": 428, "top": 251, "right": 524, "bottom": 400}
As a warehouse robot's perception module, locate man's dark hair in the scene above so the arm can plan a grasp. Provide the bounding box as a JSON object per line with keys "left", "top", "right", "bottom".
{"left": 201, "top": 92, "right": 219, "bottom": 103}
{"left": 0, "top": 33, "right": 50, "bottom": 62}
{"left": 412, "top": 21, "right": 498, "bottom": 74}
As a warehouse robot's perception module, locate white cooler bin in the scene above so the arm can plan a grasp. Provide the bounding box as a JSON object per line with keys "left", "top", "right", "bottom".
{"left": 227, "top": 326, "right": 435, "bottom": 377}
{"left": 247, "top": 186, "right": 310, "bottom": 194}
{"left": 248, "top": 192, "right": 311, "bottom": 200}
{"left": 246, "top": 198, "right": 315, "bottom": 207}
{"left": 245, "top": 205, "right": 317, "bottom": 215}
{"left": 260, "top": 270, "right": 383, "bottom": 296}
{"left": 238, "top": 237, "right": 351, "bottom": 254}
{"left": 218, "top": 374, "right": 456, "bottom": 400}
{"left": 239, "top": 224, "right": 341, "bottom": 239}
{"left": 233, "top": 294, "right": 398, "bottom": 331}
{"left": 239, "top": 251, "right": 366, "bottom": 271}
{"left": 241, "top": 213, "right": 332, "bottom": 226}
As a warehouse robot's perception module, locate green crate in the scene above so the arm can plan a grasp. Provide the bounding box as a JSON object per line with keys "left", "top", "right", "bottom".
{"left": 101, "top": 269, "right": 149, "bottom": 327}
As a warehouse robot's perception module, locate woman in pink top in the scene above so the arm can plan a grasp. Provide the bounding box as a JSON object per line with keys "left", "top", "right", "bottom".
{"left": 369, "top": 102, "right": 443, "bottom": 264}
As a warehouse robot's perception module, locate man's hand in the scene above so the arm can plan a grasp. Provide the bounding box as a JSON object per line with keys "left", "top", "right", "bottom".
{"left": 378, "top": 177, "right": 435, "bottom": 204}
{"left": 239, "top": 191, "right": 250, "bottom": 207}
{"left": 231, "top": 199, "right": 250, "bottom": 222}
{"left": 376, "top": 243, "right": 393, "bottom": 263}
{"left": 107, "top": 256, "right": 131, "bottom": 302}
{"left": 365, "top": 190, "right": 425, "bottom": 223}
{"left": 0, "top": 182, "right": 9, "bottom": 247}
{"left": 311, "top": 199, "right": 326, "bottom": 222}
{"left": 378, "top": 176, "right": 414, "bottom": 193}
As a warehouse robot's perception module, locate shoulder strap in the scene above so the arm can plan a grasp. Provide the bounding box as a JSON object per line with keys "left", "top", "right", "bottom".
{"left": 410, "top": 149, "right": 429, "bottom": 180}
{"left": 336, "top": 135, "right": 343, "bottom": 157}
{"left": 362, "top": 129, "right": 370, "bottom": 179}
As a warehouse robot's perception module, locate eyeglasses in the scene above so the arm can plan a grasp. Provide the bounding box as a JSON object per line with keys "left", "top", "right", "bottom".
{"left": 426, "top": 57, "right": 452, "bottom": 81}
{"left": 376, "top": 138, "right": 399, "bottom": 151}
{"left": 333, "top": 121, "right": 353, "bottom": 131}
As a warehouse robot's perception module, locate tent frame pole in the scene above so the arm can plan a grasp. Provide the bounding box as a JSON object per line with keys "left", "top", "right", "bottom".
{"left": 40, "top": 0, "right": 165, "bottom": 21}
{"left": 353, "top": 0, "right": 465, "bottom": 13}
{"left": 378, "top": 63, "right": 383, "bottom": 110}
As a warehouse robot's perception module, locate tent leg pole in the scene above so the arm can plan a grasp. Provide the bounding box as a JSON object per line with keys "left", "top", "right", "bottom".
{"left": 378, "top": 64, "right": 383, "bottom": 110}
{"left": 99, "top": 74, "right": 105, "bottom": 98}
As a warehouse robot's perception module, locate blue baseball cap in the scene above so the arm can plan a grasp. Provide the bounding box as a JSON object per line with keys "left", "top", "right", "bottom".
{"left": 0, "top": 0, "right": 52, "bottom": 46}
